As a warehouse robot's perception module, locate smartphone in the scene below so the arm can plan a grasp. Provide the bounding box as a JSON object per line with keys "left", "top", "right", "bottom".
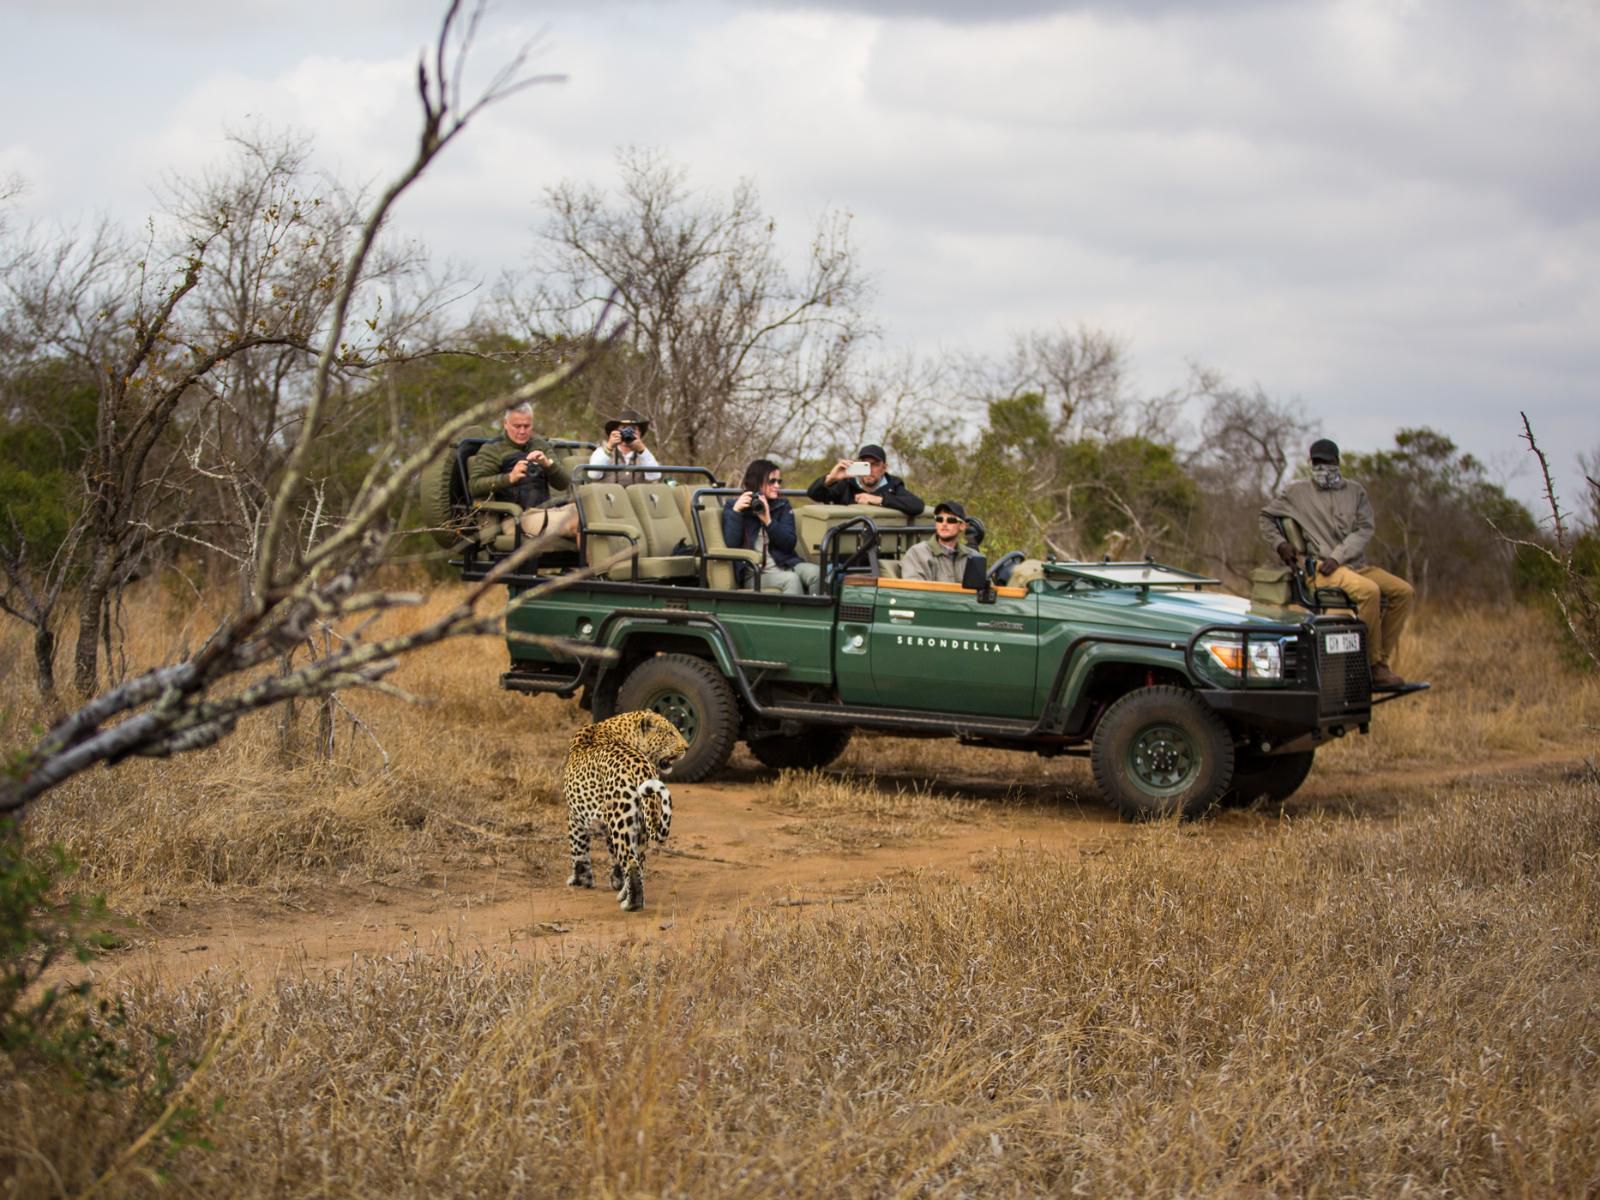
{"left": 846, "top": 460, "right": 872, "bottom": 478}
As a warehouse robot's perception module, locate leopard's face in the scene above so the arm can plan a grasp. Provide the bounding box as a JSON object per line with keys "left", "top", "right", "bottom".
{"left": 631, "top": 711, "right": 689, "bottom": 776}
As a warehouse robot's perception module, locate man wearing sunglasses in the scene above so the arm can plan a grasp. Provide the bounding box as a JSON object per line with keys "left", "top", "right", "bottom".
{"left": 901, "top": 500, "right": 980, "bottom": 584}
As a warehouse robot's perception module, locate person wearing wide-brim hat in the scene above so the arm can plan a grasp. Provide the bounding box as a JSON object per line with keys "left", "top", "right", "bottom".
{"left": 588, "top": 406, "right": 661, "bottom": 484}
{"left": 1259, "top": 437, "right": 1415, "bottom": 689}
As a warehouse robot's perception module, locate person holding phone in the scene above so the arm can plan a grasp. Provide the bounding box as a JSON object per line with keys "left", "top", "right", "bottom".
{"left": 588, "top": 406, "right": 661, "bottom": 484}
{"left": 806, "top": 443, "right": 924, "bottom": 517}
{"left": 722, "top": 459, "right": 821, "bottom": 595}
{"left": 467, "top": 401, "right": 578, "bottom": 539}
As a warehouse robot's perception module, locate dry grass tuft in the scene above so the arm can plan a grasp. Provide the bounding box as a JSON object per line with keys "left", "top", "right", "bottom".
{"left": 6, "top": 774, "right": 1598, "bottom": 1196}
{"left": 4, "top": 584, "right": 1600, "bottom": 1194}
{"left": 763, "top": 768, "right": 991, "bottom": 848}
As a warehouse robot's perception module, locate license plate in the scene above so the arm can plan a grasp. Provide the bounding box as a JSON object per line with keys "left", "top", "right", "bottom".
{"left": 1324, "top": 631, "right": 1362, "bottom": 655}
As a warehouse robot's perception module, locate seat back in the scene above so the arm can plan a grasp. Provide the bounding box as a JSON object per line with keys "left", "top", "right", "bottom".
{"left": 576, "top": 482, "right": 645, "bottom": 579}
{"left": 627, "top": 484, "right": 699, "bottom": 580}
{"left": 558, "top": 452, "right": 594, "bottom": 490}
{"left": 691, "top": 492, "right": 743, "bottom": 589}
{"left": 794, "top": 504, "right": 908, "bottom": 565}
{"left": 628, "top": 484, "right": 693, "bottom": 556}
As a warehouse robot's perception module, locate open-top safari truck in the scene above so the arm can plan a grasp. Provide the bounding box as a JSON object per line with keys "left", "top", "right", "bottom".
{"left": 425, "top": 447, "right": 1425, "bottom": 819}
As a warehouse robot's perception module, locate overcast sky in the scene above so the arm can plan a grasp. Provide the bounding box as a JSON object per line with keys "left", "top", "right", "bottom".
{"left": 4, "top": 0, "right": 1596, "bottom": 513}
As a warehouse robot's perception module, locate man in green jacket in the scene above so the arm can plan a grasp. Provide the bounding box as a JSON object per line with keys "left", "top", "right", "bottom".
{"left": 1259, "top": 438, "right": 1414, "bottom": 689}
{"left": 468, "top": 402, "right": 578, "bottom": 540}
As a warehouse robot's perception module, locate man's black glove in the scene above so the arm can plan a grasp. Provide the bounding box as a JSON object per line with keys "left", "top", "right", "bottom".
{"left": 1274, "top": 541, "right": 1298, "bottom": 566}
{"left": 1317, "top": 556, "right": 1339, "bottom": 577}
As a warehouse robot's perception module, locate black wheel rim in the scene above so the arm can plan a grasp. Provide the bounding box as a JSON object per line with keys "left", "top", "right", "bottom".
{"left": 645, "top": 689, "right": 699, "bottom": 743}
{"left": 1127, "top": 722, "right": 1200, "bottom": 796}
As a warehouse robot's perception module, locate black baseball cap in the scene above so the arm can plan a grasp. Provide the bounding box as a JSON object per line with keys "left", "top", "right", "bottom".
{"left": 856, "top": 444, "right": 886, "bottom": 462}
{"left": 1309, "top": 438, "right": 1340, "bottom": 464}
{"left": 933, "top": 500, "right": 967, "bottom": 520}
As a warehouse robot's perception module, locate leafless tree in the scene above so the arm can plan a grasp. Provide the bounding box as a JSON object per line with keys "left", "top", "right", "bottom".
{"left": 1497, "top": 414, "right": 1600, "bottom": 669}
{"left": 0, "top": 1, "right": 599, "bottom": 816}
{"left": 1183, "top": 369, "right": 1320, "bottom": 579}
{"left": 507, "top": 148, "right": 873, "bottom": 474}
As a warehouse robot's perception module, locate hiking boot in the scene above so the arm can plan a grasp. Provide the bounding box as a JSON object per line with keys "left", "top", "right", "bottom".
{"left": 1370, "top": 663, "right": 1407, "bottom": 690}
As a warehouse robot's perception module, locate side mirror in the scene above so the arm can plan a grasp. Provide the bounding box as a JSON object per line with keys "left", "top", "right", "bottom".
{"left": 961, "top": 554, "right": 988, "bottom": 591}
{"left": 962, "top": 554, "right": 997, "bottom": 604}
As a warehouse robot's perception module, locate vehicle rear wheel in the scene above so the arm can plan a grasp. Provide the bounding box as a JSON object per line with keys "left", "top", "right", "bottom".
{"left": 1221, "top": 750, "right": 1315, "bottom": 808}
{"left": 747, "top": 727, "right": 852, "bottom": 771}
{"left": 615, "top": 654, "right": 739, "bottom": 783}
{"left": 1090, "top": 686, "right": 1234, "bottom": 821}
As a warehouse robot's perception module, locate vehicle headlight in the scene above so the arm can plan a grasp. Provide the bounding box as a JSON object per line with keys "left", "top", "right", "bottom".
{"left": 1199, "top": 634, "right": 1283, "bottom": 680}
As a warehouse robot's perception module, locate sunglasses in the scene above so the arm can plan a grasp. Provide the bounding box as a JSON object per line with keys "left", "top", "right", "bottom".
{"left": 934, "top": 515, "right": 964, "bottom": 525}
{"left": 765, "top": 477, "right": 783, "bottom": 485}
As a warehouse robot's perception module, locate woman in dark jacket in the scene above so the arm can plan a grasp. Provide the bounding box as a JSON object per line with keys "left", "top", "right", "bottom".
{"left": 720, "top": 459, "right": 821, "bottom": 595}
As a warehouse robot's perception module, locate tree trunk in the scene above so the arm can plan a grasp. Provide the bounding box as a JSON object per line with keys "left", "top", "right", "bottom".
{"left": 33, "top": 625, "right": 57, "bottom": 705}
{"left": 72, "top": 548, "right": 114, "bottom": 698}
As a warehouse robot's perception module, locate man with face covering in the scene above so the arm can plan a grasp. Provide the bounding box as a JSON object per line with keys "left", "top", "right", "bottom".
{"left": 1259, "top": 438, "right": 1414, "bottom": 689}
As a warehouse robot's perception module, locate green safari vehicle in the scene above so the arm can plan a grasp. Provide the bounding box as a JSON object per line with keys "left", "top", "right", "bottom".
{"left": 465, "top": 473, "right": 1414, "bottom": 819}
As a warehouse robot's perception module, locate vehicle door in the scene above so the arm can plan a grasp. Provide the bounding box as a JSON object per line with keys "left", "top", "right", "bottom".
{"left": 866, "top": 578, "right": 1039, "bottom": 717}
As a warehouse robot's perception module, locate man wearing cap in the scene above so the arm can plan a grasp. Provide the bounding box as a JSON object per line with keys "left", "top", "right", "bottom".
{"left": 807, "top": 444, "right": 925, "bottom": 517}
{"left": 588, "top": 406, "right": 661, "bottom": 484}
{"left": 901, "top": 501, "right": 980, "bottom": 584}
{"left": 1259, "top": 438, "right": 1415, "bottom": 689}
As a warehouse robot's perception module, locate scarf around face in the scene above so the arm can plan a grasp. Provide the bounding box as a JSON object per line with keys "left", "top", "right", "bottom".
{"left": 1311, "top": 463, "right": 1344, "bottom": 490}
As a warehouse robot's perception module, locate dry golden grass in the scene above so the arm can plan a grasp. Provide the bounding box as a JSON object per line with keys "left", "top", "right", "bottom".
{"left": 4, "top": 585, "right": 1600, "bottom": 1195}
{"left": 765, "top": 769, "right": 994, "bottom": 849}
{"left": 7, "top": 773, "right": 1598, "bottom": 1197}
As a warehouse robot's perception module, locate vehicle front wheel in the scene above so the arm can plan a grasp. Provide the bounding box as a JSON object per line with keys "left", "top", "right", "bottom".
{"left": 615, "top": 654, "right": 740, "bottom": 783}
{"left": 747, "top": 727, "right": 852, "bottom": 771}
{"left": 1221, "top": 750, "right": 1315, "bottom": 808}
{"left": 1090, "top": 686, "right": 1234, "bottom": 821}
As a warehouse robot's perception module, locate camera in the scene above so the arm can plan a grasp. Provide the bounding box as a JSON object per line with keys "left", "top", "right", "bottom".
{"left": 619, "top": 425, "right": 638, "bottom": 445}
{"left": 846, "top": 460, "right": 871, "bottom": 478}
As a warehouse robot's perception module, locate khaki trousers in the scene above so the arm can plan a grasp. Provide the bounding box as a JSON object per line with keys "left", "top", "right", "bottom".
{"left": 518, "top": 503, "right": 577, "bottom": 540}
{"left": 1315, "top": 563, "right": 1414, "bottom": 667}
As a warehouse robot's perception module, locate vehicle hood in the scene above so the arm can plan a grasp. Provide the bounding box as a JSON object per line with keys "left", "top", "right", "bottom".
{"left": 1038, "top": 586, "right": 1306, "bottom": 637}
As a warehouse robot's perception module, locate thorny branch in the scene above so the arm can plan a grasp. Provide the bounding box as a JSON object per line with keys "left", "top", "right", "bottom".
{"left": 0, "top": 5, "right": 597, "bottom": 815}
{"left": 1494, "top": 413, "right": 1600, "bottom": 671}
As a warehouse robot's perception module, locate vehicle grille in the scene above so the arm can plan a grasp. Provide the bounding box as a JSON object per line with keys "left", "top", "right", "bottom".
{"left": 1281, "top": 638, "right": 1304, "bottom": 685}
{"left": 1315, "top": 624, "right": 1371, "bottom": 715}
{"left": 840, "top": 603, "right": 874, "bottom": 622}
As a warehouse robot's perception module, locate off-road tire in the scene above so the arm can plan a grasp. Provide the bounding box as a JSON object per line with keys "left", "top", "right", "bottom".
{"left": 418, "top": 425, "right": 490, "bottom": 547}
{"left": 1221, "top": 750, "right": 1315, "bottom": 808}
{"left": 615, "top": 654, "right": 739, "bottom": 783}
{"left": 747, "top": 727, "right": 852, "bottom": 771}
{"left": 1090, "top": 685, "right": 1235, "bottom": 821}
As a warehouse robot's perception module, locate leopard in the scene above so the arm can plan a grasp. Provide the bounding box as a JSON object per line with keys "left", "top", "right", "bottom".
{"left": 562, "top": 709, "right": 687, "bottom": 912}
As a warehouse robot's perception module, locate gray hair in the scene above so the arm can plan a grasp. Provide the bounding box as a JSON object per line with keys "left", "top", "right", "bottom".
{"left": 506, "top": 401, "right": 533, "bottom": 418}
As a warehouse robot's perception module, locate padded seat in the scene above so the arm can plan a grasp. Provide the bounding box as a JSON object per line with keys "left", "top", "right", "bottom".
{"left": 625, "top": 483, "right": 699, "bottom": 580}
{"left": 794, "top": 504, "right": 909, "bottom": 565}
{"left": 689, "top": 491, "right": 761, "bottom": 589}
{"left": 576, "top": 482, "right": 648, "bottom": 580}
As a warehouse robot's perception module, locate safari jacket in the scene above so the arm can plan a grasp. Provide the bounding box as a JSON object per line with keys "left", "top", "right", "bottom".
{"left": 900, "top": 538, "right": 978, "bottom": 585}
{"left": 467, "top": 433, "right": 571, "bottom": 510}
{"left": 1258, "top": 477, "right": 1376, "bottom": 570}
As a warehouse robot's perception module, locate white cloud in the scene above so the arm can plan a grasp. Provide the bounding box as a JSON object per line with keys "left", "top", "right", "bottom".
{"left": 1, "top": 0, "right": 1596, "bottom": 504}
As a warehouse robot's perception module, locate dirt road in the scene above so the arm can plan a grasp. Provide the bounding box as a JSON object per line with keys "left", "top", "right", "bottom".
{"left": 104, "top": 749, "right": 1585, "bottom": 988}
